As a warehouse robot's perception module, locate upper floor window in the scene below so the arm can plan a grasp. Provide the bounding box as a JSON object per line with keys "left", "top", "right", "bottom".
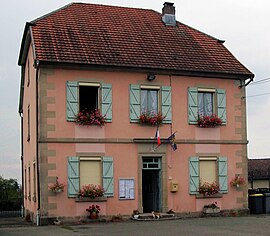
{"left": 188, "top": 87, "right": 226, "bottom": 125}
{"left": 79, "top": 83, "right": 99, "bottom": 111}
{"left": 141, "top": 87, "right": 159, "bottom": 114}
{"left": 27, "top": 59, "right": 30, "bottom": 87}
{"left": 129, "top": 84, "right": 172, "bottom": 124}
{"left": 27, "top": 105, "right": 30, "bottom": 142}
{"left": 66, "top": 81, "right": 112, "bottom": 122}
{"left": 198, "top": 89, "right": 215, "bottom": 116}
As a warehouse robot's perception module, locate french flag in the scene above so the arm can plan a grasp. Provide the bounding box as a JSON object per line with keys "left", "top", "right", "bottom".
{"left": 155, "top": 127, "right": 161, "bottom": 146}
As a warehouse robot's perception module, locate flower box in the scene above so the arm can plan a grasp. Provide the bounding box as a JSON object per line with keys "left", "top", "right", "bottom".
{"left": 76, "top": 109, "right": 106, "bottom": 127}
{"left": 139, "top": 112, "right": 165, "bottom": 126}
{"left": 198, "top": 181, "right": 220, "bottom": 196}
{"left": 198, "top": 114, "right": 222, "bottom": 128}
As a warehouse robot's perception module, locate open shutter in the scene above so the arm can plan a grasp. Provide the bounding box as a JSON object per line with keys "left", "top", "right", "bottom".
{"left": 102, "top": 157, "right": 114, "bottom": 197}
{"left": 217, "top": 89, "right": 227, "bottom": 125}
{"left": 129, "top": 84, "right": 140, "bottom": 122}
{"left": 161, "top": 86, "right": 172, "bottom": 124}
{"left": 66, "top": 81, "right": 79, "bottom": 121}
{"left": 218, "top": 156, "right": 228, "bottom": 193}
{"left": 101, "top": 83, "right": 112, "bottom": 122}
{"left": 67, "top": 156, "right": 79, "bottom": 197}
{"left": 189, "top": 157, "right": 199, "bottom": 194}
{"left": 188, "top": 87, "right": 198, "bottom": 124}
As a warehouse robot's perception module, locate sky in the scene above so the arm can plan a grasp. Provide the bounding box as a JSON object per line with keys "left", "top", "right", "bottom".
{"left": 0, "top": 0, "right": 269, "bottom": 183}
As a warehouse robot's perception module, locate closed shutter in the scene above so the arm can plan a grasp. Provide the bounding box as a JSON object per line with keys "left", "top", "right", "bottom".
{"left": 188, "top": 87, "right": 198, "bottom": 124}
{"left": 161, "top": 86, "right": 172, "bottom": 124}
{"left": 218, "top": 157, "right": 228, "bottom": 193}
{"left": 102, "top": 157, "right": 114, "bottom": 197}
{"left": 189, "top": 157, "right": 199, "bottom": 194}
{"left": 129, "top": 84, "right": 141, "bottom": 122}
{"left": 217, "top": 89, "right": 227, "bottom": 124}
{"left": 101, "top": 83, "right": 112, "bottom": 122}
{"left": 66, "top": 81, "right": 79, "bottom": 121}
{"left": 67, "top": 156, "right": 79, "bottom": 197}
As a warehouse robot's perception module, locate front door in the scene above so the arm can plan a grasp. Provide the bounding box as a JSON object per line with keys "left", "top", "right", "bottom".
{"left": 142, "top": 157, "right": 161, "bottom": 213}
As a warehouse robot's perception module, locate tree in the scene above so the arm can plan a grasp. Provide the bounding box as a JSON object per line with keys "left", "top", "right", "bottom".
{"left": 0, "top": 176, "right": 22, "bottom": 211}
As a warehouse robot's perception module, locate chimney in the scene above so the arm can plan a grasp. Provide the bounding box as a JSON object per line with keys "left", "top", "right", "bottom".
{"left": 162, "top": 2, "right": 176, "bottom": 26}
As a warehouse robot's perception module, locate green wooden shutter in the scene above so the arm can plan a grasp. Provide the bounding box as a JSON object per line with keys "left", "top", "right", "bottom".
{"left": 66, "top": 81, "right": 79, "bottom": 121}
{"left": 101, "top": 83, "right": 112, "bottom": 122}
{"left": 102, "top": 157, "right": 114, "bottom": 197}
{"left": 188, "top": 87, "right": 198, "bottom": 124}
{"left": 67, "top": 156, "right": 79, "bottom": 197}
{"left": 217, "top": 89, "right": 227, "bottom": 125}
{"left": 189, "top": 157, "right": 199, "bottom": 194}
{"left": 161, "top": 86, "right": 172, "bottom": 124}
{"left": 218, "top": 156, "right": 228, "bottom": 193}
{"left": 129, "top": 84, "right": 140, "bottom": 122}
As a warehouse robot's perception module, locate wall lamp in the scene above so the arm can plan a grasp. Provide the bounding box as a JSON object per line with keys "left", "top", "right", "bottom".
{"left": 147, "top": 74, "right": 156, "bottom": 81}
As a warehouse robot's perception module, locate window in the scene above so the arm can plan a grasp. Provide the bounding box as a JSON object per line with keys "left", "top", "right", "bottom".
{"left": 67, "top": 156, "right": 114, "bottom": 197}
{"left": 27, "top": 59, "right": 30, "bottom": 87}
{"left": 66, "top": 81, "right": 112, "bottom": 122}
{"left": 33, "top": 161, "right": 36, "bottom": 201}
{"left": 129, "top": 84, "right": 172, "bottom": 123}
{"left": 198, "top": 91, "right": 214, "bottom": 116}
{"left": 79, "top": 83, "right": 99, "bottom": 111}
{"left": 189, "top": 156, "right": 228, "bottom": 194}
{"left": 199, "top": 158, "right": 217, "bottom": 183}
{"left": 28, "top": 164, "right": 31, "bottom": 201}
{"left": 188, "top": 87, "right": 226, "bottom": 124}
{"left": 141, "top": 88, "right": 159, "bottom": 114}
{"left": 27, "top": 105, "right": 30, "bottom": 141}
{"left": 80, "top": 157, "right": 101, "bottom": 188}
{"left": 24, "top": 167, "right": 27, "bottom": 199}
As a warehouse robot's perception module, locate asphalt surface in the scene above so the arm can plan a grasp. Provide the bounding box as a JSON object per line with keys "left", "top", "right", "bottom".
{"left": 1, "top": 215, "right": 270, "bottom": 236}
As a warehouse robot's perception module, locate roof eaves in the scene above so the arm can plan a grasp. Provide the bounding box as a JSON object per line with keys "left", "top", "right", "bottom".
{"left": 37, "top": 60, "right": 253, "bottom": 80}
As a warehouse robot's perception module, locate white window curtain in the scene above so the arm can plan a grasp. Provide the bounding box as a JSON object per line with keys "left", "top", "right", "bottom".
{"left": 198, "top": 92, "right": 213, "bottom": 116}
{"left": 141, "top": 90, "right": 158, "bottom": 113}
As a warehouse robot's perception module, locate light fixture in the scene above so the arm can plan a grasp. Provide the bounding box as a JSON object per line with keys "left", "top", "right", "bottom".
{"left": 147, "top": 74, "right": 156, "bottom": 81}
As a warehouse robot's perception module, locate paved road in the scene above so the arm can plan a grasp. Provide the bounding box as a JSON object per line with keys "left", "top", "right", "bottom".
{"left": 1, "top": 215, "right": 270, "bottom": 236}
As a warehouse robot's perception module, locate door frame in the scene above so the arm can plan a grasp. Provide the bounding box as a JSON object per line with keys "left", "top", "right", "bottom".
{"left": 142, "top": 158, "right": 161, "bottom": 212}
{"left": 137, "top": 150, "right": 168, "bottom": 213}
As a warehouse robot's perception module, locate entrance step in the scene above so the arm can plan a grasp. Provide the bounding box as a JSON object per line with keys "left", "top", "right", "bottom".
{"left": 132, "top": 213, "right": 180, "bottom": 221}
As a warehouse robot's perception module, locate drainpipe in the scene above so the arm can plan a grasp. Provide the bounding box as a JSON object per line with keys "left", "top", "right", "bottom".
{"left": 20, "top": 113, "right": 24, "bottom": 217}
{"left": 35, "top": 59, "right": 41, "bottom": 226}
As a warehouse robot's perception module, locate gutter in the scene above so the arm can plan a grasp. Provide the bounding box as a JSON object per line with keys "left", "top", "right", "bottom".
{"left": 19, "top": 113, "right": 24, "bottom": 217}
{"left": 35, "top": 60, "right": 41, "bottom": 226}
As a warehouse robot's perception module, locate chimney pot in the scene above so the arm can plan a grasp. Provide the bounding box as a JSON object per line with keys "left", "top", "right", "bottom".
{"left": 162, "top": 2, "right": 176, "bottom": 26}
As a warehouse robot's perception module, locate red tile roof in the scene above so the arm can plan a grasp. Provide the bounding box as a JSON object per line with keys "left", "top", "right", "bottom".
{"left": 248, "top": 159, "right": 270, "bottom": 180}
{"left": 23, "top": 3, "right": 253, "bottom": 77}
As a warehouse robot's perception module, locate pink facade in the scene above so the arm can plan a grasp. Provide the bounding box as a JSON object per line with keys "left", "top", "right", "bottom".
{"left": 20, "top": 56, "right": 249, "bottom": 221}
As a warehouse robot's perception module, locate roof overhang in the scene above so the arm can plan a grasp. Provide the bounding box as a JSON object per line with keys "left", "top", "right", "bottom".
{"left": 36, "top": 60, "right": 255, "bottom": 81}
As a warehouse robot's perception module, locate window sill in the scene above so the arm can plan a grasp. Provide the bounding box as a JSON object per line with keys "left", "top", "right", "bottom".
{"left": 75, "top": 197, "right": 107, "bottom": 202}
{"left": 195, "top": 193, "right": 223, "bottom": 199}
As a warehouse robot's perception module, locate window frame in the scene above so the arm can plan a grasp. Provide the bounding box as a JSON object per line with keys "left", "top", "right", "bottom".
{"left": 78, "top": 82, "right": 100, "bottom": 112}
{"left": 197, "top": 88, "right": 216, "bottom": 117}
{"left": 79, "top": 156, "right": 102, "bottom": 188}
{"left": 140, "top": 85, "right": 160, "bottom": 114}
{"left": 199, "top": 157, "right": 218, "bottom": 184}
